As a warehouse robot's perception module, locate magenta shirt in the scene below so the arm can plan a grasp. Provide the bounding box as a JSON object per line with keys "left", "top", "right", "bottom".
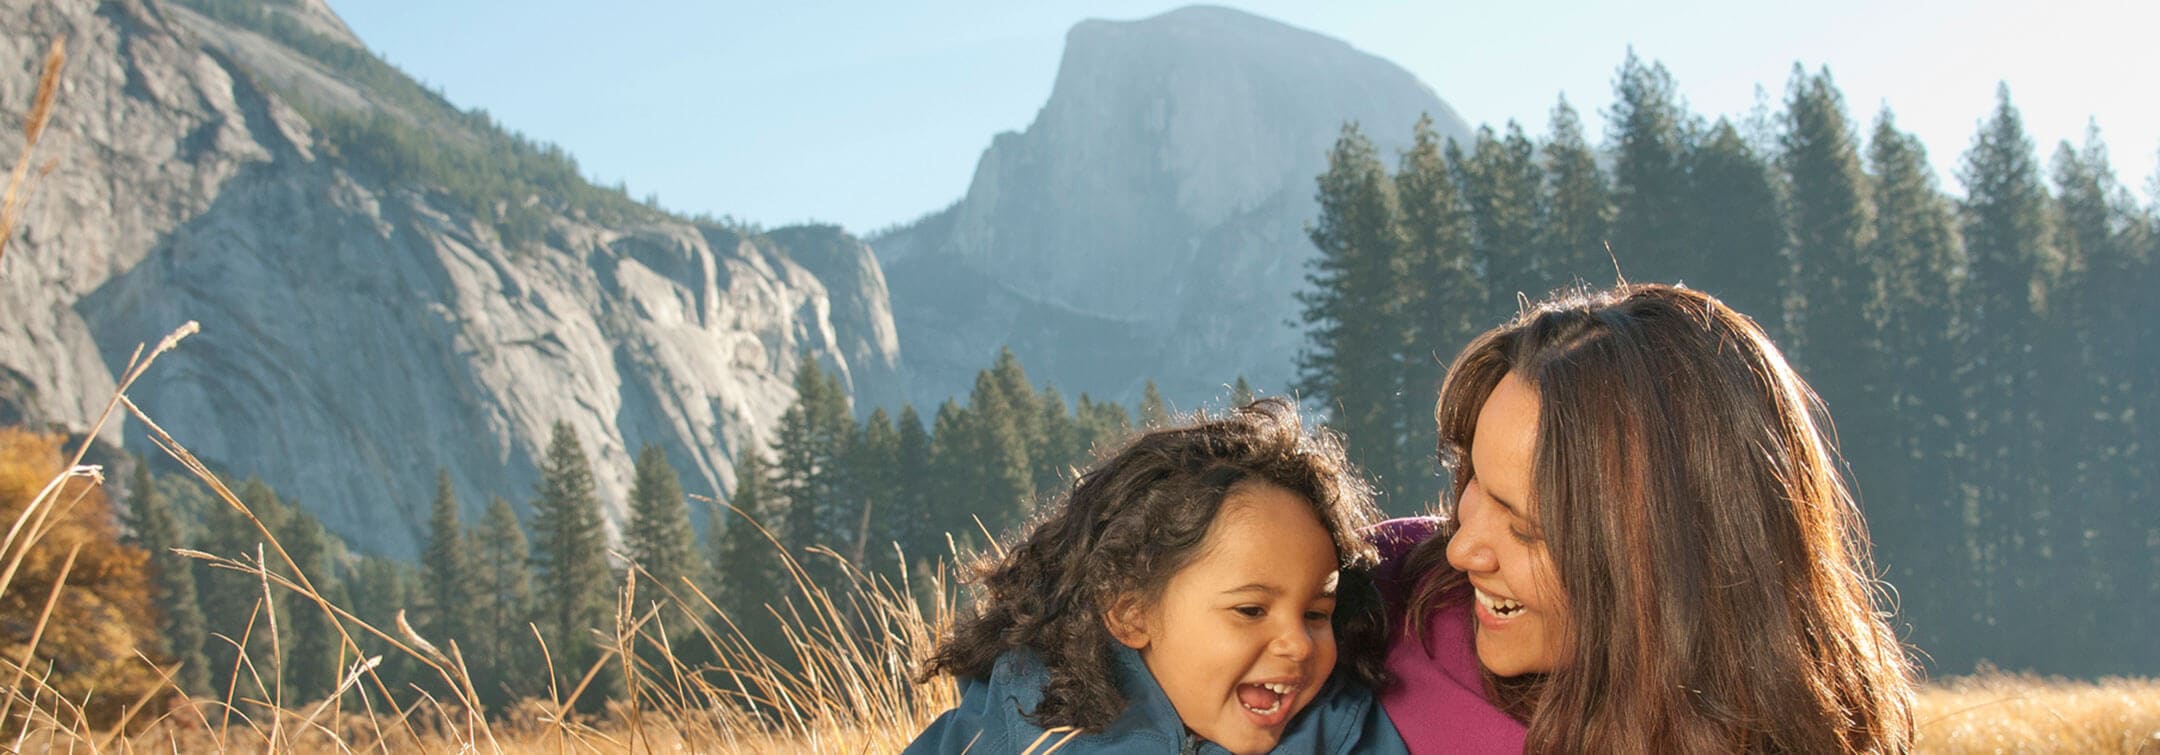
{"left": 1367, "top": 517, "right": 1527, "bottom": 754}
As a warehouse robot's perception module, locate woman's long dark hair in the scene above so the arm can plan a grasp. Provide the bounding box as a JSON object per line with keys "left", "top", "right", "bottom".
{"left": 918, "top": 398, "right": 1388, "bottom": 731}
{"left": 1400, "top": 284, "right": 1916, "bottom": 753}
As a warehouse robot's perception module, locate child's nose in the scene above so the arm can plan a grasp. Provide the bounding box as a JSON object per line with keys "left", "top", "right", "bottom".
{"left": 1270, "top": 622, "right": 1314, "bottom": 661}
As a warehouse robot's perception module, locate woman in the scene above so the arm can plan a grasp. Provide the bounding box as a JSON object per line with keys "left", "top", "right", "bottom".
{"left": 1375, "top": 284, "right": 1915, "bottom": 753}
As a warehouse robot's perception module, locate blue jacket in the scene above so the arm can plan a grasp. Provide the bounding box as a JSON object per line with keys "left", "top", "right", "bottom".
{"left": 905, "top": 645, "right": 1408, "bottom": 754}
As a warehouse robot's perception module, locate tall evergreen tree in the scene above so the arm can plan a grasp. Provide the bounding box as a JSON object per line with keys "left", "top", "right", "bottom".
{"left": 711, "top": 446, "right": 782, "bottom": 657}
{"left": 528, "top": 421, "right": 614, "bottom": 701}
{"left": 773, "top": 356, "right": 854, "bottom": 585}
{"left": 1138, "top": 379, "right": 1172, "bottom": 428}
{"left": 927, "top": 399, "right": 980, "bottom": 550}
{"left": 1781, "top": 66, "right": 1879, "bottom": 421}
{"left": 345, "top": 554, "right": 422, "bottom": 702}
{"left": 198, "top": 476, "right": 290, "bottom": 699}
{"left": 1033, "top": 387, "right": 1084, "bottom": 504}
{"left": 989, "top": 349, "right": 1045, "bottom": 470}
{"left": 1955, "top": 85, "right": 2059, "bottom": 663}
{"left": 1863, "top": 109, "right": 1967, "bottom": 660}
{"left": 2045, "top": 126, "right": 2154, "bottom": 672}
{"left": 891, "top": 405, "right": 939, "bottom": 565}
{"left": 470, "top": 496, "right": 533, "bottom": 710}
{"left": 421, "top": 469, "right": 469, "bottom": 647}
{"left": 1606, "top": 51, "right": 1697, "bottom": 280}
{"left": 127, "top": 464, "right": 211, "bottom": 694}
{"left": 1687, "top": 117, "right": 1787, "bottom": 335}
{"left": 627, "top": 444, "right": 701, "bottom": 600}
{"left": 1538, "top": 95, "right": 1614, "bottom": 288}
{"left": 1227, "top": 377, "right": 1256, "bottom": 407}
{"left": 1072, "top": 395, "right": 1133, "bottom": 465}
{"left": 961, "top": 368, "right": 1034, "bottom": 537}
{"left": 278, "top": 509, "right": 343, "bottom": 702}
{"left": 1395, "top": 114, "right": 1482, "bottom": 511}
{"left": 1457, "top": 122, "right": 1544, "bottom": 323}
{"left": 845, "top": 409, "right": 903, "bottom": 577}
{"left": 1297, "top": 122, "right": 1411, "bottom": 508}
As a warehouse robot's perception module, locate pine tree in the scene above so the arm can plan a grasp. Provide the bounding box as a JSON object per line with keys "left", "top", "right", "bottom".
{"left": 421, "top": 469, "right": 468, "bottom": 648}
{"left": 773, "top": 357, "right": 856, "bottom": 588}
{"left": 1297, "top": 122, "right": 1410, "bottom": 508}
{"left": 1539, "top": 95, "right": 1613, "bottom": 287}
{"left": 1395, "top": 114, "right": 1481, "bottom": 511}
{"left": 2045, "top": 126, "right": 2153, "bottom": 672}
{"left": 1863, "top": 108, "right": 1966, "bottom": 661}
{"left": 127, "top": 463, "right": 212, "bottom": 694}
{"left": 1073, "top": 394, "right": 1133, "bottom": 459}
{"left": 345, "top": 554, "right": 422, "bottom": 701}
{"left": 1227, "top": 377, "right": 1255, "bottom": 407}
{"left": 711, "top": 446, "right": 782, "bottom": 656}
{"left": 964, "top": 368, "right": 1034, "bottom": 537}
{"left": 1458, "top": 122, "right": 1544, "bottom": 324}
{"left": 1036, "top": 386, "right": 1085, "bottom": 497}
{"left": 470, "top": 496, "right": 533, "bottom": 711}
{"left": 1955, "top": 84, "right": 2059, "bottom": 655}
{"left": 278, "top": 509, "right": 343, "bottom": 702}
{"left": 199, "top": 476, "right": 290, "bottom": 699}
{"left": 1607, "top": 51, "right": 1697, "bottom": 280}
{"left": 1782, "top": 66, "right": 1878, "bottom": 417}
{"left": 1138, "top": 379, "right": 1172, "bottom": 428}
{"left": 990, "top": 349, "right": 1044, "bottom": 465}
{"left": 627, "top": 444, "right": 701, "bottom": 601}
{"left": 845, "top": 409, "right": 902, "bottom": 577}
{"left": 1687, "top": 117, "right": 1786, "bottom": 335}
{"left": 892, "top": 405, "right": 939, "bottom": 566}
{"left": 528, "top": 421, "right": 614, "bottom": 700}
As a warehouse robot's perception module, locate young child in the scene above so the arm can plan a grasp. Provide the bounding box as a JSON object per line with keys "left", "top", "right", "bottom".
{"left": 907, "top": 398, "right": 1408, "bottom": 754}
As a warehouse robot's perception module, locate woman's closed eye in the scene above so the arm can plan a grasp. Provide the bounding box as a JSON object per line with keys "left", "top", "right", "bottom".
{"left": 1233, "top": 605, "right": 1266, "bottom": 619}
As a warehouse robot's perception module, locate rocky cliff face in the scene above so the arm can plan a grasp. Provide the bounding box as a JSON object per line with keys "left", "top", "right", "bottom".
{"left": 0, "top": 0, "right": 901, "bottom": 556}
{"left": 875, "top": 5, "right": 1470, "bottom": 412}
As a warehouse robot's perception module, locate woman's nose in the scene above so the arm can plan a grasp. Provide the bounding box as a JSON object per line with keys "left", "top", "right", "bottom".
{"left": 1447, "top": 507, "right": 1498, "bottom": 574}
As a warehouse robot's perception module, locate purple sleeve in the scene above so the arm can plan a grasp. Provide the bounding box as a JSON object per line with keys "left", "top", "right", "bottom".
{"left": 1362, "top": 516, "right": 1442, "bottom": 608}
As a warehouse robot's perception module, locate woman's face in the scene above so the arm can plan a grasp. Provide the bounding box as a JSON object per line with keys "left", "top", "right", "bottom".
{"left": 1446, "top": 372, "right": 1570, "bottom": 677}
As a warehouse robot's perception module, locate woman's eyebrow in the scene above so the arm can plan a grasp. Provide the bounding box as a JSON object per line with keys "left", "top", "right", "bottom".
{"left": 1488, "top": 490, "right": 1525, "bottom": 518}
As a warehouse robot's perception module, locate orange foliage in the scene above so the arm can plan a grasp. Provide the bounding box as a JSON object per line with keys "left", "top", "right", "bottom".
{"left": 0, "top": 427, "right": 169, "bottom": 729}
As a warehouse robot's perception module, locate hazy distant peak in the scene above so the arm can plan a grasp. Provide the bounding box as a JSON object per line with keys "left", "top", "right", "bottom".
{"left": 1073, "top": 4, "right": 1359, "bottom": 50}
{"left": 266, "top": 0, "right": 366, "bottom": 50}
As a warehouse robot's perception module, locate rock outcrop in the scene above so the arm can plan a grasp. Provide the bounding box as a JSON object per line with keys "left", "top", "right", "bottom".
{"left": 875, "top": 5, "right": 1470, "bottom": 412}
{"left": 0, "top": 0, "right": 901, "bottom": 556}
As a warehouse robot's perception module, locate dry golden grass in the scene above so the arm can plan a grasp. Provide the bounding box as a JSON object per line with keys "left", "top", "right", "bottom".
{"left": 1916, "top": 672, "right": 2160, "bottom": 754}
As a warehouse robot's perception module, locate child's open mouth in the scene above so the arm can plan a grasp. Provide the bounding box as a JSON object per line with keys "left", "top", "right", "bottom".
{"left": 1235, "top": 681, "right": 1300, "bottom": 726}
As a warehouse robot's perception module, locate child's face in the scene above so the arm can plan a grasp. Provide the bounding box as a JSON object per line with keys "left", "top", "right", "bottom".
{"left": 1108, "top": 481, "right": 1340, "bottom": 755}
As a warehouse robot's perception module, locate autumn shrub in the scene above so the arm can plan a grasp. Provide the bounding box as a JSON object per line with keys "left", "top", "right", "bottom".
{"left": 0, "top": 428, "right": 171, "bottom": 731}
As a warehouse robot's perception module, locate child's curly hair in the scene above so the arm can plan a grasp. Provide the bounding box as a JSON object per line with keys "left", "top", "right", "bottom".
{"left": 918, "top": 397, "right": 1389, "bottom": 731}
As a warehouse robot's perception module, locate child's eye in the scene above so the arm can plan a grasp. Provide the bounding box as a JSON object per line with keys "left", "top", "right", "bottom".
{"left": 1304, "top": 609, "right": 1332, "bottom": 622}
{"left": 1232, "top": 605, "right": 1265, "bottom": 618}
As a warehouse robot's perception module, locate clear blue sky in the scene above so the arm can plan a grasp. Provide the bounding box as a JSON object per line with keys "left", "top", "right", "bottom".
{"left": 334, "top": 1, "right": 2160, "bottom": 236}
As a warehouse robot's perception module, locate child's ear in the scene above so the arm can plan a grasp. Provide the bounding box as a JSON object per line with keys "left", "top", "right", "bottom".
{"left": 1102, "top": 595, "right": 1151, "bottom": 650}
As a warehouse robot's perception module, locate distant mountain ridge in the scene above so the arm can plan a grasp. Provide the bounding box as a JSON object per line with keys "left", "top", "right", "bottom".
{"left": 0, "top": 0, "right": 901, "bottom": 556}
{"left": 2, "top": 0, "right": 1473, "bottom": 555}
{"left": 874, "top": 5, "right": 1471, "bottom": 411}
